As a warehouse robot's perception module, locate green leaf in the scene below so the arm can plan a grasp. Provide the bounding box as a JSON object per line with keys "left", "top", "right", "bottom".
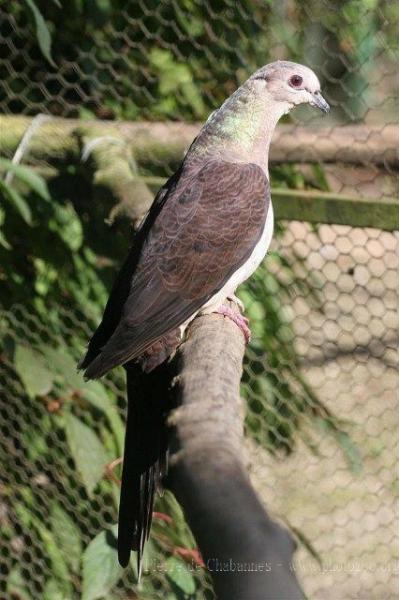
{"left": 22, "top": 0, "right": 56, "bottom": 67}
{"left": 49, "top": 203, "right": 83, "bottom": 251}
{"left": 335, "top": 430, "right": 363, "bottom": 474}
{"left": 0, "top": 158, "right": 50, "bottom": 201}
{"left": 7, "top": 566, "right": 32, "bottom": 600}
{"left": 43, "top": 579, "right": 67, "bottom": 600}
{"left": 41, "top": 344, "right": 85, "bottom": 390}
{"left": 33, "top": 257, "right": 58, "bottom": 296}
{"left": 22, "top": 423, "right": 48, "bottom": 461}
{"left": 165, "top": 556, "right": 196, "bottom": 595}
{"left": 35, "top": 524, "right": 72, "bottom": 594}
{"left": 50, "top": 503, "right": 83, "bottom": 573}
{"left": 0, "top": 228, "right": 11, "bottom": 249}
{"left": 40, "top": 345, "right": 124, "bottom": 454}
{"left": 0, "top": 179, "right": 32, "bottom": 224}
{"left": 15, "top": 503, "right": 72, "bottom": 596}
{"left": 82, "top": 524, "right": 122, "bottom": 600}
{"left": 84, "top": 383, "right": 125, "bottom": 454}
{"left": 14, "top": 345, "right": 54, "bottom": 397}
{"left": 64, "top": 412, "right": 108, "bottom": 496}
{"left": 311, "top": 163, "right": 330, "bottom": 192}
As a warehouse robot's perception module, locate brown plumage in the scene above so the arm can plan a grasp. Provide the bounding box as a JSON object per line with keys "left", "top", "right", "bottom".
{"left": 82, "top": 160, "right": 269, "bottom": 379}
{"left": 79, "top": 159, "right": 270, "bottom": 570}
{"left": 79, "top": 60, "right": 329, "bottom": 571}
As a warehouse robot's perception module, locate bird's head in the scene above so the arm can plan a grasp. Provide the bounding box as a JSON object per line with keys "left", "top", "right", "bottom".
{"left": 249, "top": 60, "right": 330, "bottom": 114}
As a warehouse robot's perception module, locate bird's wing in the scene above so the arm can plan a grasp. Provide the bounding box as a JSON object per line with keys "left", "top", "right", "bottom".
{"left": 79, "top": 165, "right": 183, "bottom": 370}
{"left": 83, "top": 159, "right": 270, "bottom": 379}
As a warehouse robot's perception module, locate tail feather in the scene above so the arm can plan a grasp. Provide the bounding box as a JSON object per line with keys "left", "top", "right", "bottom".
{"left": 118, "top": 363, "right": 168, "bottom": 572}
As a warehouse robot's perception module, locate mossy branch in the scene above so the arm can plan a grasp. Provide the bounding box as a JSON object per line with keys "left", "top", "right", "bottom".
{"left": 1, "top": 115, "right": 398, "bottom": 229}
{"left": 1, "top": 116, "right": 398, "bottom": 168}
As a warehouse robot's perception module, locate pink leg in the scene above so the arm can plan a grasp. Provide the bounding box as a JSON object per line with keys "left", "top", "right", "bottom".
{"left": 217, "top": 305, "right": 251, "bottom": 343}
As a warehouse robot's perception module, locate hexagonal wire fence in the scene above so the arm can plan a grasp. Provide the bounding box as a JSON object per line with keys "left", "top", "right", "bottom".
{"left": 0, "top": 1, "right": 398, "bottom": 599}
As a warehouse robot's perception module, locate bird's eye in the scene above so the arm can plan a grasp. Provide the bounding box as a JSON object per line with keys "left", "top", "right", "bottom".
{"left": 289, "top": 75, "right": 303, "bottom": 88}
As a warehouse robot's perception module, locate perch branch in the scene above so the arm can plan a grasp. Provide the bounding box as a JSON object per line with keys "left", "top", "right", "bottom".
{"left": 166, "top": 305, "right": 304, "bottom": 600}
{"left": 1, "top": 116, "right": 398, "bottom": 167}
{"left": 2, "top": 116, "right": 398, "bottom": 230}
{"left": 77, "top": 125, "right": 154, "bottom": 225}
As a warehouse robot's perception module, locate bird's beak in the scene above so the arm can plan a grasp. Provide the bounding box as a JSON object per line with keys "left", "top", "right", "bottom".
{"left": 311, "top": 90, "right": 330, "bottom": 113}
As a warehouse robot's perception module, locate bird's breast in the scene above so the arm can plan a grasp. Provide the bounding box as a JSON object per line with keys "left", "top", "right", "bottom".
{"left": 225, "top": 200, "right": 274, "bottom": 291}
{"left": 199, "top": 201, "right": 274, "bottom": 317}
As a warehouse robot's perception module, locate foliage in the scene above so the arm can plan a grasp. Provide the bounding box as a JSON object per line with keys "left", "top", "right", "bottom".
{"left": 81, "top": 525, "right": 122, "bottom": 600}
{"left": 21, "top": 0, "right": 59, "bottom": 67}
{"left": 0, "top": 153, "right": 360, "bottom": 597}
{"left": 0, "top": 1, "right": 380, "bottom": 595}
{"left": 0, "top": 161, "right": 213, "bottom": 598}
{"left": 5, "top": 0, "right": 396, "bottom": 121}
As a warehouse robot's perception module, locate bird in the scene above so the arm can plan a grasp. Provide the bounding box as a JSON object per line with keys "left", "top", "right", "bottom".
{"left": 79, "top": 60, "right": 329, "bottom": 571}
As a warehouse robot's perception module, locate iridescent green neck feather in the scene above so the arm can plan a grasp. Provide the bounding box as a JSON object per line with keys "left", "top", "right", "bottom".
{"left": 189, "top": 82, "right": 288, "bottom": 177}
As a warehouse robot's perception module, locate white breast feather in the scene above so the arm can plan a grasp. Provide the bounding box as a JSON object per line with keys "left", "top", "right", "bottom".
{"left": 202, "top": 201, "right": 274, "bottom": 311}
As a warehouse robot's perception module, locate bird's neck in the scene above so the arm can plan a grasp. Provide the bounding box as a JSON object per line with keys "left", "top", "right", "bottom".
{"left": 191, "top": 84, "right": 289, "bottom": 179}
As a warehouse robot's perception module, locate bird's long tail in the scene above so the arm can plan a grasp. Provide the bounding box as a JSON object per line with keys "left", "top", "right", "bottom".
{"left": 118, "top": 362, "right": 168, "bottom": 574}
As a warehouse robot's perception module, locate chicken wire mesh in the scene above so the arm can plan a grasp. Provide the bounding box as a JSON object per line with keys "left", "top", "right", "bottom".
{"left": 1, "top": 224, "right": 398, "bottom": 599}
{"left": 1, "top": 1, "right": 399, "bottom": 599}
{"left": 1, "top": 0, "right": 398, "bottom": 123}
{"left": 244, "top": 223, "right": 399, "bottom": 599}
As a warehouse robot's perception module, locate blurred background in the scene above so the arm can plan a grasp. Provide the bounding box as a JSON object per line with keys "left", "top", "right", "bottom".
{"left": 0, "top": 1, "right": 398, "bottom": 599}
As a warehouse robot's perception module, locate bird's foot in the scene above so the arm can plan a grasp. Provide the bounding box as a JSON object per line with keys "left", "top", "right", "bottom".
{"left": 217, "top": 305, "right": 251, "bottom": 343}
{"left": 227, "top": 294, "right": 245, "bottom": 312}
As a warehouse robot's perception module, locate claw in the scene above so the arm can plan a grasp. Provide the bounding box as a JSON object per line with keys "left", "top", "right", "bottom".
{"left": 227, "top": 294, "right": 245, "bottom": 312}
{"left": 217, "top": 305, "right": 251, "bottom": 343}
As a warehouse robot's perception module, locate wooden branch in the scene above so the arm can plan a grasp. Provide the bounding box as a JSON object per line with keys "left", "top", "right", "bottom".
{"left": 2, "top": 115, "right": 398, "bottom": 230}
{"left": 1, "top": 115, "right": 398, "bottom": 167}
{"left": 271, "top": 124, "right": 399, "bottom": 168}
{"left": 77, "top": 125, "right": 153, "bottom": 225}
{"left": 166, "top": 306, "right": 304, "bottom": 600}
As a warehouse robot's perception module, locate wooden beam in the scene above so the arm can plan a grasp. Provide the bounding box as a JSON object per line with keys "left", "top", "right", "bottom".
{"left": 1, "top": 116, "right": 398, "bottom": 230}
{"left": 1, "top": 115, "right": 398, "bottom": 167}
{"left": 272, "top": 188, "right": 399, "bottom": 231}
